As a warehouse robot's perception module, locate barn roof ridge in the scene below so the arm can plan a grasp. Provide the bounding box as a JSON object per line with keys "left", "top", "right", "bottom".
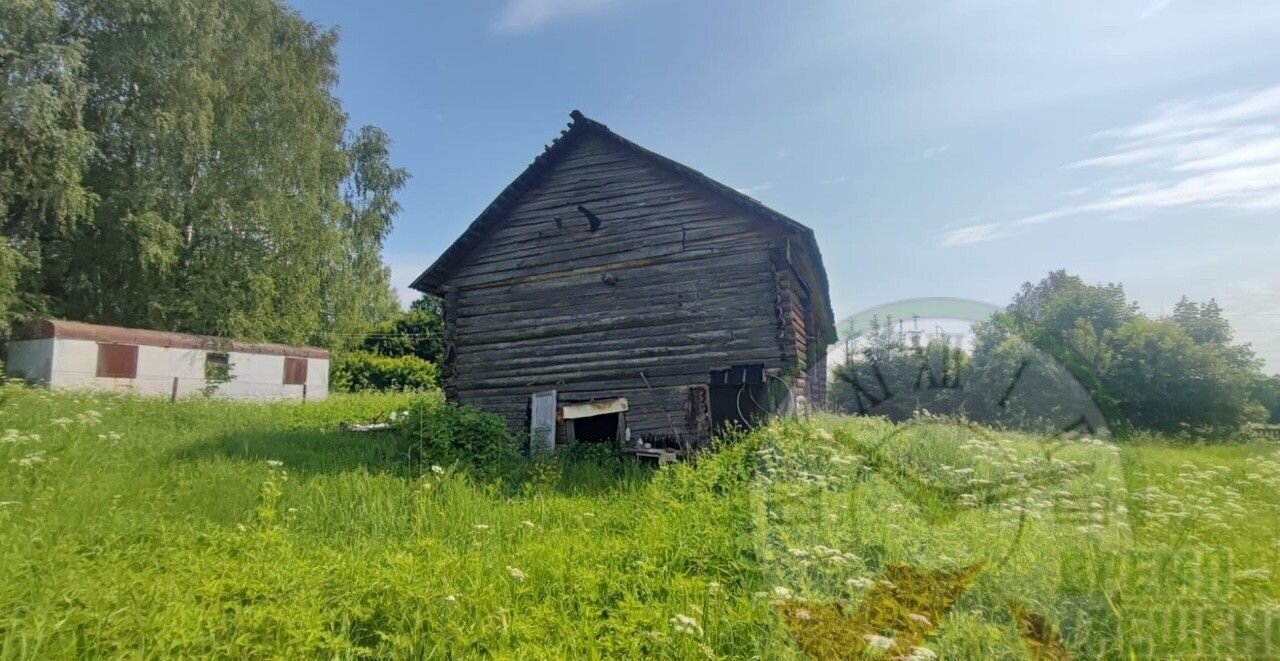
{"left": 409, "top": 110, "right": 835, "bottom": 342}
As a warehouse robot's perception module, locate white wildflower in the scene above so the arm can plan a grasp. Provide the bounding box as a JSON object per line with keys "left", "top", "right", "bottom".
{"left": 670, "top": 613, "right": 702, "bottom": 636}
{"left": 905, "top": 646, "right": 938, "bottom": 660}
{"left": 473, "top": 524, "right": 490, "bottom": 530}
{"left": 772, "top": 586, "right": 793, "bottom": 600}
{"left": 521, "top": 520, "right": 536, "bottom": 528}
{"left": 11, "top": 451, "right": 46, "bottom": 468}
{"left": 506, "top": 566, "right": 527, "bottom": 581}
{"left": 863, "top": 633, "right": 895, "bottom": 651}
{"left": 265, "top": 460, "right": 283, "bottom": 468}
{"left": 431, "top": 465, "right": 445, "bottom": 475}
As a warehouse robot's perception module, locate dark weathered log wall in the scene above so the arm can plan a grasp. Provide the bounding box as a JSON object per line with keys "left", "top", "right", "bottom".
{"left": 440, "top": 134, "right": 793, "bottom": 440}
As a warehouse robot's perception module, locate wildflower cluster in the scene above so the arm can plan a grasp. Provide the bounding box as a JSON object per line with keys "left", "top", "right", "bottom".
{"left": 786, "top": 544, "right": 861, "bottom": 568}
{"left": 1246, "top": 449, "right": 1280, "bottom": 492}
{"left": 2, "top": 428, "right": 40, "bottom": 444}
{"left": 669, "top": 613, "right": 702, "bottom": 636}
{"left": 10, "top": 450, "right": 49, "bottom": 469}
{"left": 51, "top": 409, "right": 103, "bottom": 428}
{"left": 952, "top": 435, "right": 1129, "bottom": 535}
{"left": 1130, "top": 462, "right": 1251, "bottom": 541}
{"left": 5, "top": 420, "right": 50, "bottom": 474}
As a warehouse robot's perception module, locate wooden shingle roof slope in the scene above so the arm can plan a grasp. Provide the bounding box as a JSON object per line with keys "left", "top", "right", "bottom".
{"left": 410, "top": 110, "right": 836, "bottom": 344}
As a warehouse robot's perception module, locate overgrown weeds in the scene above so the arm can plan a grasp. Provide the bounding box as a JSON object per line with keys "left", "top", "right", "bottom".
{"left": 1, "top": 384, "right": 1276, "bottom": 658}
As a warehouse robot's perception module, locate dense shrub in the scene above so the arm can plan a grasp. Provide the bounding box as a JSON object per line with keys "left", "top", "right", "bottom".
{"left": 396, "top": 396, "right": 520, "bottom": 471}
{"left": 330, "top": 351, "right": 440, "bottom": 393}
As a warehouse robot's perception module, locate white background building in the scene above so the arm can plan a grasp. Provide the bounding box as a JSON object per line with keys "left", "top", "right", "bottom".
{"left": 5, "top": 320, "right": 328, "bottom": 400}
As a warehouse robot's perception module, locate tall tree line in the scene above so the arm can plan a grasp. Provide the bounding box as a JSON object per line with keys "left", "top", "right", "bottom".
{"left": 1, "top": 0, "right": 405, "bottom": 346}
{"left": 830, "top": 270, "right": 1279, "bottom": 436}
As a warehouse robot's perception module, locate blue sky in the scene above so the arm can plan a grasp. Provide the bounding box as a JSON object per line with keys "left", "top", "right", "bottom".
{"left": 296, "top": 0, "right": 1280, "bottom": 371}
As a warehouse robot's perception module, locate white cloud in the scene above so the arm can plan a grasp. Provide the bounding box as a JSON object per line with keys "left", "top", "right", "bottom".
{"left": 941, "top": 222, "right": 1006, "bottom": 246}
{"left": 1139, "top": 0, "right": 1176, "bottom": 20}
{"left": 922, "top": 145, "right": 949, "bottom": 160}
{"left": 942, "top": 83, "right": 1280, "bottom": 246}
{"left": 1101, "top": 86, "right": 1280, "bottom": 141}
{"left": 493, "top": 0, "right": 618, "bottom": 34}
{"left": 734, "top": 182, "right": 776, "bottom": 196}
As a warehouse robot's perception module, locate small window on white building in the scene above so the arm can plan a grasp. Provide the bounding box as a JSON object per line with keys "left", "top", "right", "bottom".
{"left": 283, "top": 357, "right": 307, "bottom": 385}
{"left": 205, "top": 352, "right": 230, "bottom": 382}
{"left": 96, "top": 343, "right": 138, "bottom": 379}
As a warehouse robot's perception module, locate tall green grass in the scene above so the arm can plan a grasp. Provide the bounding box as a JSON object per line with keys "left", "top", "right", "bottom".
{"left": 754, "top": 414, "right": 1280, "bottom": 659}
{"left": 0, "top": 385, "right": 791, "bottom": 658}
{"left": 2, "top": 384, "right": 1277, "bottom": 658}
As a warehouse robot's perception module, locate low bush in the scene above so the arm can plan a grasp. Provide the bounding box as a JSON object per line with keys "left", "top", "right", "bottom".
{"left": 330, "top": 351, "right": 440, "bottom": 393}
{"left": 395, "top": 395, "right": 520, "bottom": 472}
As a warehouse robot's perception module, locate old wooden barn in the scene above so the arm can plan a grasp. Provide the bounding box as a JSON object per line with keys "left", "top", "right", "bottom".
{"left": 411, "top": 111, "right": 834, "bottom": 453}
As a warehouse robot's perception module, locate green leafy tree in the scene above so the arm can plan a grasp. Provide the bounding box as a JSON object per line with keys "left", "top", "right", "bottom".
{"left": 1170, "top": 297, "right": 1232, "bottom": 346}
{"left": 1008, "top": 270, "right": 1136, "bottom": 336}
{"left": 981, "top": 271, "right": 1267, "bottom": 436}
{"left": 320, "top": 126, "right": 407, "bottom": 346}
{"left": 359, "top": 296, "right": 444, "bottom": 364}
{"left": 1, "top": 0, "right": 406, "bottom": 346}
{"left": 1105, "top": 317, "right": 1261, "bottom": 433}
{"left": 828, "top": 317, "right": 968, "bottom": 420}
{"left": 1253, "top": 374, "right": 1280, "bottom": 424}
{"left": 0, "top": 0, "right": 96, "bottom": 329}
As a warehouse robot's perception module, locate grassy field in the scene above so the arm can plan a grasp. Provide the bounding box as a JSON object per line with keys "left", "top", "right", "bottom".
{"left": 1, "top": 384, "right": 1278, "bottom": 659}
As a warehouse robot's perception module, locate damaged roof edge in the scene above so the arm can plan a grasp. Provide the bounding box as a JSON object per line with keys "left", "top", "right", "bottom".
{"left": 409, "top": 110, "right": 837, "bottom": 345}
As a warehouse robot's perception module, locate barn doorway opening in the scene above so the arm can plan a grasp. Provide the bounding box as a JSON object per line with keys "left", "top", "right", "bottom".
{"left": 573, "top": 412, "right": 620, "bottom": 443}
{"left": 708, "top": 364, "right": 771, "bottom": 433}
{"left": 561, "top": 397, "right": 629, "bottom": 445}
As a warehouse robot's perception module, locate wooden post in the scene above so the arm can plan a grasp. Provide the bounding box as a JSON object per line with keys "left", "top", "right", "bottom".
{"left": 170, "top": 377, "right": 179, "bottom": 403}
{"left": 302, "top": 383, "right": 308, "bottom": 402}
